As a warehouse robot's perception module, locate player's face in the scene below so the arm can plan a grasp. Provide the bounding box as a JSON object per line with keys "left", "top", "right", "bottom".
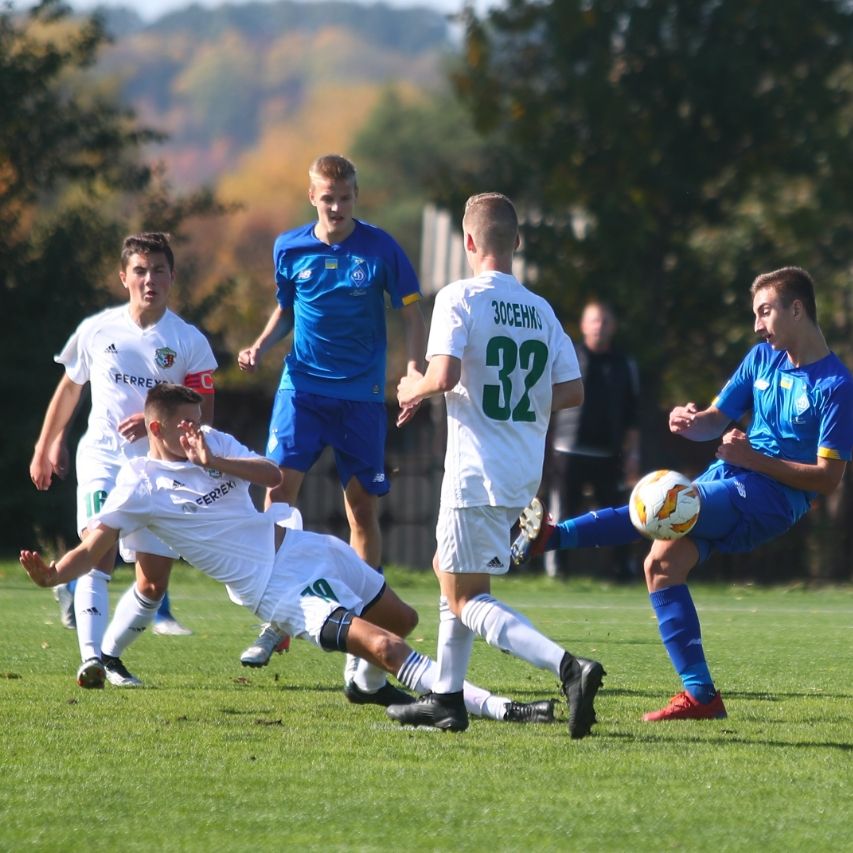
{"left": 753, "top": 286, "right": 795, "bottom": 351}
{"left": 120, "top": 251, "right": 174, "bottom": 313}
{"left": 151, "top": 403, "right": 202, "bottom": 460}
{"left": 309, "top": 177, "right": 357, "bottom": 242}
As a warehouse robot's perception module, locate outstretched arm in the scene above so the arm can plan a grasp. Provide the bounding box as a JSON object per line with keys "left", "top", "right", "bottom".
{"left": 669, "top": 403, "right": 732, "bottom": 442}
{"left": 20, "top": 524, "right": 119, "bottom": 588}
{"left": 180, "top": 421, "right": 282, "bottom": 489}
{"left": 396, "top": 355, "right": 461, "bottom": 426}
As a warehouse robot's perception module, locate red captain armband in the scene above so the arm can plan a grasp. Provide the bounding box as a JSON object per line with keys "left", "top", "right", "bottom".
{"left": 184, "top": 370, "right": 215, "bottom": 395}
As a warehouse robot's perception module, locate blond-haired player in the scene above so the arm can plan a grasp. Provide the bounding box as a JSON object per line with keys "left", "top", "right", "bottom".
{"left": 391, "top": 193, "right": 605, "bottom": 736}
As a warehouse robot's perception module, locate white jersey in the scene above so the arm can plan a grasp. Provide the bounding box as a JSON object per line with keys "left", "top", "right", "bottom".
{"left": 428, "top": 271, "right": 580, "bottom": 508}
{"left": 91, "top": 428, "right": 302, "bottom": 612}
{"left": 57, "top": 305, "right": 217, "bottom": 456}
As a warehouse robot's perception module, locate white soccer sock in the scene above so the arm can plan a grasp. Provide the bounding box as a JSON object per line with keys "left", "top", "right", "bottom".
{"left": 432, "top": 595, "right": 475, "bottom": 693}
{"left": 101, "top": 583, "right": 161, "bottom": 657}
{"left": 351, "top": 657, "right": 389, "bottom": 692}
{"left": 74, "top": 569, "right": 111, "bottom": 661}
{"left": 395, "top": 650, "right": 510, "bottom": 720}
{"left": 461, "top": 593, "right": 564, "bottom": 676}
{"left": 344, "top": 565, "right": 384, "bottom": 686}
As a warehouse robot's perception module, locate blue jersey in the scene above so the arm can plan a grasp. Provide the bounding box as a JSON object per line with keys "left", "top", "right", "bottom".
{"left": 273, "top": 219, "right": 421, "bottom": 402}
{"left": 707, "top": 342, "right": 853, "bottom": 517}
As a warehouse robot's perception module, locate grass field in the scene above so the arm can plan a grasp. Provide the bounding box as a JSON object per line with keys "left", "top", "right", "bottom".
{"left": 1, "top": 559, "right": 851, "bottom": 852}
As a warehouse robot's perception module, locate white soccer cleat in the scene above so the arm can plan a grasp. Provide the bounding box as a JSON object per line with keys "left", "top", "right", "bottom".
{"left": 240, "top": 623, "right": 290, "bottom": 667}
{"left": 153, "top": 617, "right": 192, "bottom": 636}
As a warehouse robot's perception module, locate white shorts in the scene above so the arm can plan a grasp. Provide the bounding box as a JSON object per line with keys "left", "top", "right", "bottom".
{"left": 435, "top": 504, "right": 522, "bottom": 575}
{"left": 76, "top": 441, "right": 176, "bottom": 561}
{"left": 259, "top": 529, "right": 386, "bottom": 648}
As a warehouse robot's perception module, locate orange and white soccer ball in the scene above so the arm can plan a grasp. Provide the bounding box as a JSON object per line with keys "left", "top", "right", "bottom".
{"left": 628, "top": 470, "right": 701, "bottom": 540}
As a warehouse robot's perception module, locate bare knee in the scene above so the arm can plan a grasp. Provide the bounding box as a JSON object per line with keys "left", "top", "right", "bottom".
{"left": 136, "top": 575, "right": 167, "bottom": 599}
{"left": 643, "top": 540, "right": 696, "bottom": 591}
{"left": 399, "top": 602, "right": 418, "bottom": 635}
{"left": 363, "top": 629, "right": 410, "bottom": 672}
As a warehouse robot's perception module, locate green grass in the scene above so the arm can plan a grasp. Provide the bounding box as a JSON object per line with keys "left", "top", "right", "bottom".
{"left": 1, "top": 560, "right": 851, "bottom": 852}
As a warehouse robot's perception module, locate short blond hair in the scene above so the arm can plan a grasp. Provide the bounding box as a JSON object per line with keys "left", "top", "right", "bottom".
{"left": 308, "top": 154, "right": 358, "bottom": 190}
{"left": 463, "top": 192, "right": 518, "bottom": 255}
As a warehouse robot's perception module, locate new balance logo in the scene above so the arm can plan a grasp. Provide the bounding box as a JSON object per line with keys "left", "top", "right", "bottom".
{"left": 487, "top": 556, "right": 504, "bottom": 569}
{"left": 104, "top": 343, "right": 118, "bottom": 354}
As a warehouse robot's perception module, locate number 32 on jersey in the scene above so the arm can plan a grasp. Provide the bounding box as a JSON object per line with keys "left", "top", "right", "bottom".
{"left": 482, "top": 335, "right": 548, "bottom": 422}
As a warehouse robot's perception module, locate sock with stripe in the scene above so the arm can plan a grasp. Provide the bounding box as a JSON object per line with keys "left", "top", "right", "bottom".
{"left": 460, "top": 593, "right": 564, "bottom": 676}
{"left": 102, "top": 583, "right": 161, "bottom": 657}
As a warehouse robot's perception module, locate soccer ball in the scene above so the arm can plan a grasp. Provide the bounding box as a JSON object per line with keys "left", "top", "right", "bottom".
{"left": 628, "top": 470, "right": 701, "bottom": 540}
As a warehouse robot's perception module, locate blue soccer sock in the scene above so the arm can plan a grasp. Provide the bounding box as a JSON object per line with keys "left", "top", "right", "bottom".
{"left": 555, "top": 506, "right": 639, "bottom": 550}
{"left": 156, "top": 590, "right": 173, "bottom": 620}
{"left": 649, "top": 584, "right": 716, "bottom": 704}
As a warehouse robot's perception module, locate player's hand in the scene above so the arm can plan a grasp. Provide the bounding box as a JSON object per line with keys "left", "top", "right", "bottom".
{"left": 29, "top": 452, "right": 55, "bottom": 491}
{"left": 117, "top": 412, "right": 148, "bottom": 443}
{"left": 179, "top": 420, "right": 211, "bottom": 467}
{"left": 715, "top": 428, "right": 755, "bottom": 467}
{"left": 669, "top": 402, "right": 698, "bottom": 435}
{"left": 396, "top": 402, "right": 420, "bottom": 428}
{"left": 19, "top": 550, "right": 57, "bottom": 587}
{"left": 237, "top": 346, "right": 259, "bottom": 372}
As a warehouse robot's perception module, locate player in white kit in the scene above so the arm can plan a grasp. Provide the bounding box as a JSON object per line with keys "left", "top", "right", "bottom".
{"left": 391, "top": 193, "right": 605, "bottom": 736}
{"left": 21, "top": 383, "right": 557, "bottom": 724}
{"left": 29, "top": 233, "right": 216, "bottom": 689}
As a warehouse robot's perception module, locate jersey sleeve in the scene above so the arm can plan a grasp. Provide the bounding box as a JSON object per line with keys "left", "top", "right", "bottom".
{"left": 384, "top": 237, "right": 421, "bottom": 309}
{"left": 203, "top": 427, "right": 259, "bottom": 462}
{"left": 54, "top": 317, "right": 93, "bottom": 385}
{"left": 712, "top": 345, "right": 760, "bottom": 421}
{"left": 548, "top": 323, "right": 581, "bottom": 385}
{"left": 273, "top": 236, "right": 296, "bottom": 309}
{"left": 816, "top": 377, "right": 853, "bottom": 461}
{"left": 425, "top": 285, "right": 467, "bottom": 360}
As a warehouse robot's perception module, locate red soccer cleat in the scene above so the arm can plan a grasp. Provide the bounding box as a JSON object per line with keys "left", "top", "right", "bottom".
{"left": 643, "top": 690, "right": 727, "bottom": 722}
{"left": 643, "top": 690, "right": 728, "bottom": 723}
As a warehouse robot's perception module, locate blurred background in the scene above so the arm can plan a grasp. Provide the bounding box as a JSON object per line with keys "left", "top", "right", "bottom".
{"left": 4, "top": 0, "right": 853, "bottom": 580}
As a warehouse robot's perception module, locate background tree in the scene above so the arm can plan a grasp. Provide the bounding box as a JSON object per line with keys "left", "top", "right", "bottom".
{"left": 449, "top": 0, "right": 853, "bottom": 399}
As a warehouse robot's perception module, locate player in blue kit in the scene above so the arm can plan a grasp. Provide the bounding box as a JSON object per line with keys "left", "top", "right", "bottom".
{"left": 513, "top": 267, "right": 853, "bottom": 721}
{"left": 237, "top": 155, "right": 426, "bottom": 695}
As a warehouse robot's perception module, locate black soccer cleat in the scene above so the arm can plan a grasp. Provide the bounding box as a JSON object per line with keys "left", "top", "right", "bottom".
{"left": 102, "top": 654, "right": 143, "bottom": 687}
{"left": 386, "top": 691, "right": 469, "bottom": 732}
{"left": 560, "top": 654, "right": 605, "bottom": 739}
{"left": 344, "top": 680, "right": 416, "bottom": 707}
{"left": 503, "top": 699, "right": 556, "bottom": 723}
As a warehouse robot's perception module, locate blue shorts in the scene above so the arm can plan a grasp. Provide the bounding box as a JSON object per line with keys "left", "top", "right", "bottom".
{"left": 266, "top": 389, "right": 389, "bottom": 495}
{"left": 689, "top": 465, "right": 801, "bottom": 562}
